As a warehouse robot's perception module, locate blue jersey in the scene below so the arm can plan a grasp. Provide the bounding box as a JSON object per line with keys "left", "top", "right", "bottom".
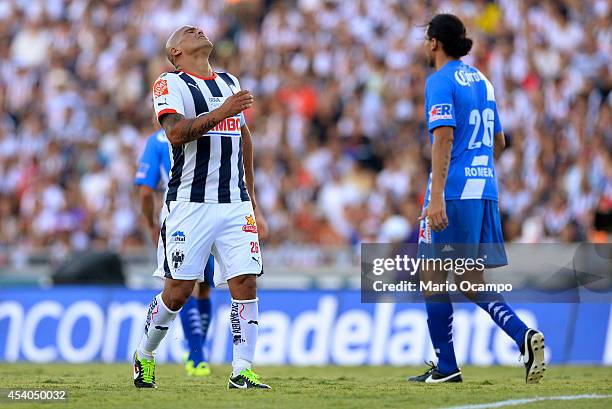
{"left": 424, "top": 60, "right": 502, "bottom": 202}
{"left": 134, "top": 129, "right": 171, "bottom": 190}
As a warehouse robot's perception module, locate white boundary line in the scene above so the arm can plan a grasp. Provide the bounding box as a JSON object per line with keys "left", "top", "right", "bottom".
{"left": 439, "top": 394, "right": 612, "bottom": 409}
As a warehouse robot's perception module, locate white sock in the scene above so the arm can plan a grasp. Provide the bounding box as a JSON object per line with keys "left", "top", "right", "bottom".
{"left": 230, "top": 298, "right": 259, "bottom": 376}
{"left": 138, "top": 293, "right": 180, "bottom": 360}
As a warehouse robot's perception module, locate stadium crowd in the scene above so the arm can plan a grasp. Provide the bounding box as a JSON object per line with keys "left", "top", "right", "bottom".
{"left": 0, "top": 0, "right": 610, "bottom": 268}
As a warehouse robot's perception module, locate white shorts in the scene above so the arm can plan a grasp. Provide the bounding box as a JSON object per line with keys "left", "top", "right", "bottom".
{"left": 154, "top": 200, "right": 263, "bottom": 287}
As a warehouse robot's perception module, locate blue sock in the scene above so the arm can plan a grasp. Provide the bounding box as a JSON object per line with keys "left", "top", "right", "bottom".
{"left": 179, "top": 297, "right": 203, "bottom": 365}
{"left": 197, "top": 297, "right": 212, "bottom": 361}
{"left": 477, "top": 299, "right": 528, "bottom": 348}
{"left": 425, "top": 294, "right": 459, "bottom": 374}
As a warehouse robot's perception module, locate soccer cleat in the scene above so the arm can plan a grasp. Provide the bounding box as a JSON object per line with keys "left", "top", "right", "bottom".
{"left": 133, "top": 351, "right": 156, "bottom": 388}
{"left": 407, "top": 361, "right": 462, "bottom": 383}
{"left": 521, "top": 329, "right": 546, "bottom": 384}
{"left": 228, "top": 369, "right": 271, "bottom": 389}
{"left": 186, "top": 360, "right": 211, "bottom": 377}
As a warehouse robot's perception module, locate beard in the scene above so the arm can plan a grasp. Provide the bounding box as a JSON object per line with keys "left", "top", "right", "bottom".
{"left": 427, "top": 53, "right": 435, "bottom": 68}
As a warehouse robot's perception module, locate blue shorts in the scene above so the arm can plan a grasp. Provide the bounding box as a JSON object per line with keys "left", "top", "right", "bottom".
{"left": 418, "top": 199, "right": 507, "bottom": 268}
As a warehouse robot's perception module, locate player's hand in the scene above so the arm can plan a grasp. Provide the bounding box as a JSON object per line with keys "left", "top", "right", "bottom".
{"left": 254, "top": 206, "right": 269, "bottom": 240}
{"left": 420, "top": 194, "right": 448, "bottom": 232}
{"left": 219, "top": 90, "right": 253, "bottom": 118}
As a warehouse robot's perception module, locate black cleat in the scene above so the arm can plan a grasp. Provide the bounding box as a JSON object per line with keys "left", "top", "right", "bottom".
{"left": 228, "top": 369, "right": 271, "bottom": 389}
{"left": 133, "top": 351, "right": 156, "bottom": 388}
{"left": 521, "top": 329, "right": 546, "bottom": 384}
{"left": 407, "top": 362, "right": 462, "bottom": 384}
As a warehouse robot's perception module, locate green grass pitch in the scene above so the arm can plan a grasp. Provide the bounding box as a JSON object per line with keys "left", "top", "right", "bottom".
{"left": 0, "top": 364, "right": 610, "bottom": 409}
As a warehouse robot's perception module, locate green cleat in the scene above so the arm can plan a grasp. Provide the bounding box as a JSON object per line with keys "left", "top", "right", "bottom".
{"left": 186, "top": 360, "right": 211, "bottom": 377}
{"left": 133, "top": 351, "right": 156, "bottom": 388}
{"left": 228, "top": 369, "right": 271, "bottom": 389}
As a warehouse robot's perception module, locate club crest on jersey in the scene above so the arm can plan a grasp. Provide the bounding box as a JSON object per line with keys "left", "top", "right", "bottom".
{"left": 171, "top": 230, "right": 186, "bottom": 243}
{"left": 242, "top": 215, "right": 258, "bottom": 233}
{"left": 153, "top": 79, "right": 169, "bottom": 98}
{"left": 429, "top": 104, "right": 453, "bottom": 122}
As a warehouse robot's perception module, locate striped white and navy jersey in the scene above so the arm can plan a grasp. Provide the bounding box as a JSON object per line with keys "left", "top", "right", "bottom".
{"left": 152, "top": 70, "right": 250, "bottom": 204}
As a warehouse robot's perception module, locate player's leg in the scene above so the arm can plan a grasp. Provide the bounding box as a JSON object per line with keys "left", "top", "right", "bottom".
{"left": 411, "top": 265, "right": 462, "bottom": 383}
{"left": 198, "top": 255, "right": 215, "bottom": 355}
{"left": 458, "top": 200, "right": 545, "bottom": 383}
{"left": 179, "top": 284, "right": 205, "bottom": 375}
{"left": 214, "top": 201, "right": 270, "bottom": 389}
{"left": 134, "top": 202, "right": 215, "bottom": 388}
{"left": 227, "top": 274, "right": 263, "bottom": 387}
{"left": 408, "top": 203, "right": 465, "bottom": 383}
{"left": 179, "top": 255, "right": 215, "bottom": 376}
{"left": 134, "top": 277, "right": 196, "bottom": 388}
{"left": 182, "top": 257, "right": 215, "bottom": 376}
{"left": 458, "top": 269, "right": 530, "bottom": 351}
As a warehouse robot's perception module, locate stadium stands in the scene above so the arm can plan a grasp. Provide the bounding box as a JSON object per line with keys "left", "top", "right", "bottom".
{"left": 0, "top": 0, "right": 609, "bottom": 271}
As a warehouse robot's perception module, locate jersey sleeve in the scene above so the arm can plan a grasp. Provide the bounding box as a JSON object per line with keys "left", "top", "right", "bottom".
{"left": 134, "top": 135, "right": 162, "bottom": 189}
{"left": 425, "top": 76, "right": 456, "bottom": 132}
{"left": 152, "top": 73, "right": 185, "bottom": 124}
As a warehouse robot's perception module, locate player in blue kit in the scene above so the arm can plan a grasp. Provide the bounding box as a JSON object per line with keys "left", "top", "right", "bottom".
{"left": 134, "top": 128, "right": 214, "bottom": 377}
{"left": 408, "top": 14, "right": 545, "bottom": 384}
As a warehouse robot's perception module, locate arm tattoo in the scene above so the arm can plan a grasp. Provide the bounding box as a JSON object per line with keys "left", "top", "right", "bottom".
{"left": 160, "top": 113, "right": 223, "bottom": 146}
{"left": 441, "top": 151, "right": 450, "bottom": 180}
{"left": 430, "top": 129, "right": 454, "bottom": 196}
{"left": 160, "top": 113, "right": 182, "bottom": 136}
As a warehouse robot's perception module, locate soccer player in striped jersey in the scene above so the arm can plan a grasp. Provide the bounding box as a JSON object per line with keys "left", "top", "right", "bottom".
{"left": 133, "top": 26, "right": 270, "bottom": 389}
{"left": 134, "top": 128, "right": 215, "bottom": 377}
{"left": 408, "top": 14, "right": 545, "bottom": 384}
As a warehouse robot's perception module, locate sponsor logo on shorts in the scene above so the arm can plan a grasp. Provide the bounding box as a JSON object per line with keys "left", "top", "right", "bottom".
{"left": 171, "top": 230, "right": 186, "bottom": 243}
{"left": 242, "top": 215, "right": 258, "bottom": 233}
{"left": 171, "top": 249, "right": 185, "bottom": 270}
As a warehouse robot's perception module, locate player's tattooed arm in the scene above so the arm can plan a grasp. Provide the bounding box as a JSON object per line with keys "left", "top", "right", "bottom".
{"left": 430, "top": 126, "right": 453, "bottom": 197}
{"left": 425, "top": 126, "right": 454, "bottom": 231}
{"left": 160, "top": 90, "right": 254, "bottom": 147}
{"left": 160, "top": 113, "right": 223, "bottom": 147}
{"left": 241, "top": 124, "right": 257, "bottom": 209}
